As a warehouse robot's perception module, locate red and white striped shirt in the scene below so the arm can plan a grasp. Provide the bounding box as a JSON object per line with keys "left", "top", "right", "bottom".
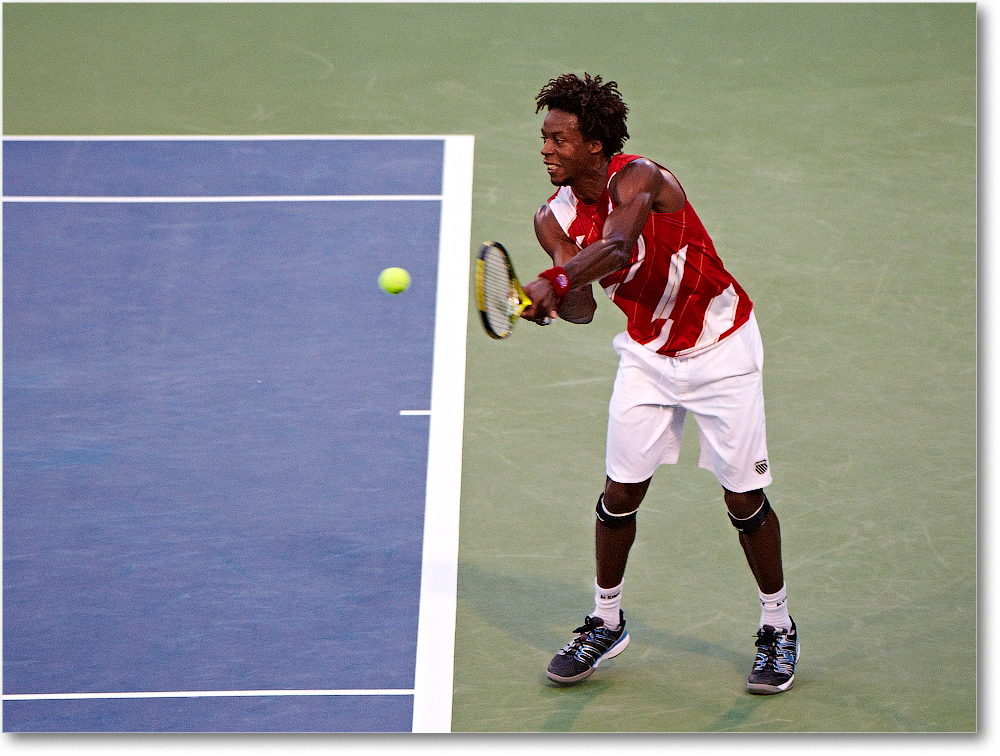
{"left": 546, "top": 154, "right": 753, "bottom": 357}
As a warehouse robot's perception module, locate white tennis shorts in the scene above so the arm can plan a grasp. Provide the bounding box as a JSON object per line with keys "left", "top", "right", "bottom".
{"left": 606, "top": 311, "right": 772, "bottom": 493}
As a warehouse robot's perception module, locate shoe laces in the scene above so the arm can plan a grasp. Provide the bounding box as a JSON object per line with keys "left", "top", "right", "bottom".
{"left": 559, "top": 617, "right": 617, "bottom": 662}
{"left": 753, "top": 625, "right": 795, "bottom": 674}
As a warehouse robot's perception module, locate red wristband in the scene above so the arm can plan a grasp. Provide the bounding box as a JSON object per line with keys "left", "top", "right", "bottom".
{"left": 539, "top": 266, "right": 571, "bottom": 301}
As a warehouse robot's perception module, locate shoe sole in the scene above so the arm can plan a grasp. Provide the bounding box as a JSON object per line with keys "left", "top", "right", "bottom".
{"left": 747, "top": 675, "right": 795, "bottom": 695}
{"left": 747, "top": 640, "right": 800, "bottom": 695}
{"left": 546, "top": 631, "right": 630, "bottom": 685}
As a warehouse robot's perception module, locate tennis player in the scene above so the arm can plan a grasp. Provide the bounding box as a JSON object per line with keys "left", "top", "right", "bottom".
{"left": 520, "top": 73, "right": 798, "bottom": 694}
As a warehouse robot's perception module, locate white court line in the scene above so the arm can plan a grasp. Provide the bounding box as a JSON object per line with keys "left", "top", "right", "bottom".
{"left": 2, "top": 134, "right": 447, "bottom": 203}
{"left": 1, "top": 135, "right": 474, "bottom": 734}
{"left": 2, "top": 689, "right": 414, "bottom": 701}
{"left": 409, "top": 134, "right": 472, "bottom": 734}
{"left": 2, "top": 134, "right": 456, "bottom": 141}
{"left": 1, "top": 195, "right": 440, "bottom": 203}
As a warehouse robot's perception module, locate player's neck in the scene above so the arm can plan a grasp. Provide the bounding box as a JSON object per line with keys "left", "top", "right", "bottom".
{"left": 570, "top": 157, "right": 611, "bottom": 205}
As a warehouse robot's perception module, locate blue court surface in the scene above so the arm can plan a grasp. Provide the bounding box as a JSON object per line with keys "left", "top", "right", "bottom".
{"left": 2, "top": 136, "right": 473, "bottom": 732}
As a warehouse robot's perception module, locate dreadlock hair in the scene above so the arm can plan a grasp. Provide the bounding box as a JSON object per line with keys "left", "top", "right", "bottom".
{"left": 535, "top": 73, "right": 630, "bottom": 158}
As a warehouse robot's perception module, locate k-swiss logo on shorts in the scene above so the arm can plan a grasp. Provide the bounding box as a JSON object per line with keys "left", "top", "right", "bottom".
{"left": 755, "top": 460, "right": 769, "bottom": 475}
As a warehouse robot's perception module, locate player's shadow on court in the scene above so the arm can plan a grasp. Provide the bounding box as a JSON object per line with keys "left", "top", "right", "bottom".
{"left": 462, "top": 561, "right": 747, "bottom": 661}
{"left": 460, "top": 561, "right": 757, "bottom": 730}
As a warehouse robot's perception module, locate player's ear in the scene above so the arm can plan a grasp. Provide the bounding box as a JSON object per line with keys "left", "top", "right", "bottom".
{"left": 588, "top": 139, "right": 604, "bottom": 156}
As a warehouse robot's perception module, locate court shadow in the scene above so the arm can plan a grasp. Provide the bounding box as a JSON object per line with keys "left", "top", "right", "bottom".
{"left": 460, "top": 559, "right": 751, "bottom": 664}
{"left": 536, "top": 675, "right": 616, "bottom": 732}
{"left": 458, "top": 560, "right": 764, "bottom": 731}
{"left": 703, "top": 693, "right": 767, "bottom": 732}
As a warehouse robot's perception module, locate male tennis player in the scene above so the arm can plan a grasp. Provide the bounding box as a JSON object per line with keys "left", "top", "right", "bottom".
{"left": 520, "top": 73, "right": 798, "bottom": 695}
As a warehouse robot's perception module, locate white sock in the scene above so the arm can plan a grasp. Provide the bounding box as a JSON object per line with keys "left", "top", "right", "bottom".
{"left": 758, "top": 584, "right": 791, "bottom": 631}
{"left": 593, "top": 578, "right": 623, "bottom": 630}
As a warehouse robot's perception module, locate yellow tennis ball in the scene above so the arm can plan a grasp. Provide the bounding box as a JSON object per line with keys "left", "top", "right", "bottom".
{"left": 378, "top": 267, "right": 411, "bottom": 294}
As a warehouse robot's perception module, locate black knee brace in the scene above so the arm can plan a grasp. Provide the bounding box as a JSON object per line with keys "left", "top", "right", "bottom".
{"left": 728, "top": 495, "right": 771, "bottom": 534}
{"left": 596, "top": 493, "right": 639, "bottom": 530}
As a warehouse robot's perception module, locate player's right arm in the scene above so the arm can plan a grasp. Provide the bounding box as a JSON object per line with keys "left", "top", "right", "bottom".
{"left": 533, "top": 204, "right": 598, "bottom": 324}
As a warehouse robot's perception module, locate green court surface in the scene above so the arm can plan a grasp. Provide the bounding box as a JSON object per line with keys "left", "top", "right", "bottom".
{"left": 4, "top": 2, "right": 977, "bottom": 733}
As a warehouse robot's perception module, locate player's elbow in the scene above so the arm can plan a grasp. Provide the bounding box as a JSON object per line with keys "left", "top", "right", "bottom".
{"left": 603, "top": 237, "right": 634, "bottom": 272}
{"left": 560, "top": 308, "right": 595, "bottom": 325}
{"left": 558, "top": 289, "right": 597, "bottom": 324}
{"left": 560, "top": 311, "right": 595, "bottom": 325}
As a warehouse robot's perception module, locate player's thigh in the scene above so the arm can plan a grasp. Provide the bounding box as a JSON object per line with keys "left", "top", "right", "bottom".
{"left": 686, "top": 317, "right": 771, "bottom": 491}
{"left": 607, "top": 376, "right": 687, "bottom": 483}
{"left": 694, "top": 399, "right": 771, "bottom": 492}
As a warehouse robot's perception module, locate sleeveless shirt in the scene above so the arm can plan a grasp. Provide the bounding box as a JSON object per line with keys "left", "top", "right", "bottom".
{"left": 546, "top": 154, "right": 753, "bottom": 356}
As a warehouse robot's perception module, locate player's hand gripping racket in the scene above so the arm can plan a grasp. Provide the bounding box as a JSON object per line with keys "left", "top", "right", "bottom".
{"left": 475, "top": 241, "right": 549, "bottom": 339}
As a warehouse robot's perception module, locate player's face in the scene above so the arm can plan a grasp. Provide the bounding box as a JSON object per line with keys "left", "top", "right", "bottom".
{"left": 540, "top": 109, "right": 603, "bottom": 187}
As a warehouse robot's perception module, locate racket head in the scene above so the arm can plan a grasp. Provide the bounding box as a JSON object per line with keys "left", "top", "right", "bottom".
{"left": 475, "top": 241, "right": 532, "bottom": 340}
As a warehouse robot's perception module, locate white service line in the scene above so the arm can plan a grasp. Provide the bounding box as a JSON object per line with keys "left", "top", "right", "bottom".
{"left": 1, "top": 195, "right": 440, "bottom": 203}
{"left": 1, "top": 134, "right": 457, "bottom": 141}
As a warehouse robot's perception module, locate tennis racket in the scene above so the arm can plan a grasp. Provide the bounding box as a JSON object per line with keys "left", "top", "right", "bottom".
{"left": 475, "top": 241, "right": 536, "bottom": 339}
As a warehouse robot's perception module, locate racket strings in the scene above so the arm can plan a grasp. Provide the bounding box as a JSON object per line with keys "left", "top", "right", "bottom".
{"left": 480, "top": 249, "right": 519, "bottom": 333}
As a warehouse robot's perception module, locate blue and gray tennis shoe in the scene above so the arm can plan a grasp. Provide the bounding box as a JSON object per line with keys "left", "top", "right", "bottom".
{"left": 546, "top": 611, "right": 630, "bottom": 685}
{"left": 747, "top": 619, "right": 799, "bottom": 694}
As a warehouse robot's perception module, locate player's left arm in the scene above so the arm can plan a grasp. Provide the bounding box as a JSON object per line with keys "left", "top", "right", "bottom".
{"left": 533, "top": 204, "right": 597, "bottom": 324}
{"left": 522, "top": 159, "right": 678, "bottom": 320}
